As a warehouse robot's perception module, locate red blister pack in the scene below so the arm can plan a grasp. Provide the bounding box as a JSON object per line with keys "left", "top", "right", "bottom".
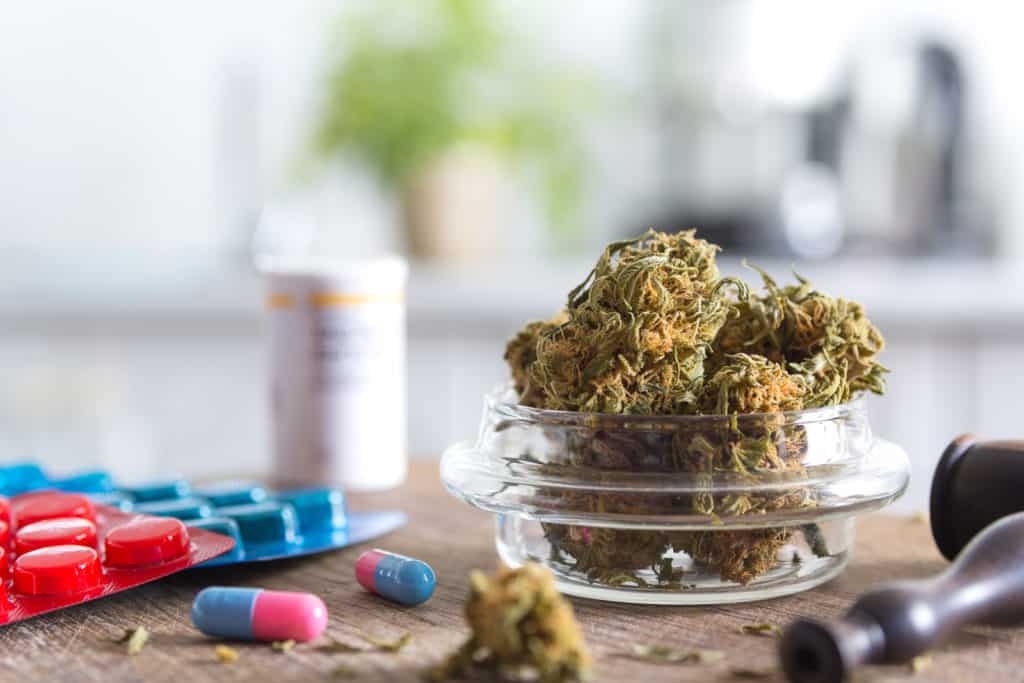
{"left": 0, "top": 490, "right": 234, "bottom": 625}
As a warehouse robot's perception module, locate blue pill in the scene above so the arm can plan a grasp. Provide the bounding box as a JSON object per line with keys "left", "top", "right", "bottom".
{"left": 189, "top": 517, "right": 246, "bottom": 563}
{"left": 0, "top": 463, "right": 49, "bottom": 495}
{"left": 53, "top": 470, "right": 115, "bottom": 494}
{"left": 134, "top": 496, "right": 213, "bottom": 520}
{"left": 216, "top": 501, "right": 299, "bottom": 547}
{"left": 273, "top": 488, "right": 346, "bottom": 534}
{"left": 120, "top": 479, "right": 191, "bottom": 503}
{"left": 193, "top": 481, "right": 268, "bottom": 508}
{"left": 88, "top": 491, "right": 134, "bottom": 511}
{"left": 356, "top": 549, "right": 435, "bottom": 606}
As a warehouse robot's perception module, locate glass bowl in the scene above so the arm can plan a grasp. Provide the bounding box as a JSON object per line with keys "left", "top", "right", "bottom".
{"left": 441, "top": 387, "right": 909, "bottom": 605}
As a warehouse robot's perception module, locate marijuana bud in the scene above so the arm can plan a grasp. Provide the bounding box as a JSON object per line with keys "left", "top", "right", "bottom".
{"left": 524, "top": 229, "right": 746, "bottom": 414}
{"left": 427, "top": 563, "right": 590, "bottom": 683}
{"left": 714, "top": 268, "right": 887, "bottom": 407}
{"left": 504, "top": 314, "right": 567, "bottom": 408}
{"left": 698, "top": 353, "right": 805, "bottom": 416}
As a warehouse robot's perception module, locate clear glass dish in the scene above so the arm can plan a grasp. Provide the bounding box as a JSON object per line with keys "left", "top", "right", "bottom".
{"left": 441, "top": 387, "right": 909, "bottom": 605}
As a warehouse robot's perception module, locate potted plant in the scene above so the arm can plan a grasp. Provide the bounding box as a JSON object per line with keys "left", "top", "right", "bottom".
{"left": 309, "top": 0, "right": 590, "bottom": 261}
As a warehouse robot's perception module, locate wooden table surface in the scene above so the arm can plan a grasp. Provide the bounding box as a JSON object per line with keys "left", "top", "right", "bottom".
{"left": 1, "top": 461, "right": 1020, "bottom": 683}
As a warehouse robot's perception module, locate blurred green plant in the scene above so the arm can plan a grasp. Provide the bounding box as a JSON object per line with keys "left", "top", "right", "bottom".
{"left": 310, "top": 0, "right": 592, "bottom": 238}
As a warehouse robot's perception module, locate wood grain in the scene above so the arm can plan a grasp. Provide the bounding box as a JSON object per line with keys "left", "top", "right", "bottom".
{"left": 0, "top": 462, "right": 1018, "bottom": 683}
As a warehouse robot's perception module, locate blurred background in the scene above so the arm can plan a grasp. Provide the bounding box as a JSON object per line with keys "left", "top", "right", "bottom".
{"left": 2, "top": 0, "right": 1024, "bottom": 510}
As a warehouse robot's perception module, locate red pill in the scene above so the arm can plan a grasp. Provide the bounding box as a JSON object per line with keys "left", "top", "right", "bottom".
{"left": 104, "top": 516, "right": 190, "bottom": 568}
{"left": 0, "top": 496, "right": 10, "bottom": 526}
{"left": 0, "top": 546, "right": 7, "bottom": 576}
{"left": 14, "top": 493, "right": 94, "bottom": 529}
{"left": 14, "top": 545, "right": 102, "bottom": 595}
{"left": 0, "top": 520, "right": 9, "bottom": 548}
{"left": 16, "top": 518, "right": 98, "bottom": 555}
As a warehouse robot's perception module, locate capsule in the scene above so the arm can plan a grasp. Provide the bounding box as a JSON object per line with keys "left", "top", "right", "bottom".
{"left": 133, "top": 496, "right": 213, "bottom": 521}
{"left": 192, "top": 586, "right": 327, "bottom": 642}
{"left": 0, "top": 463, "right": 49, "bottom": 496}
{"left": 355, "top": 549, "right": 435, "bottom": 606}
{"left": 119, "top": 479, "right": 190, "bottom": 503}
{"left": 52, "top": 471, "right": 114, "bottom": 494}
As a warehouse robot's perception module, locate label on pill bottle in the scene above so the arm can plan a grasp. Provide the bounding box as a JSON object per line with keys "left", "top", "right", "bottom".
{"left": 264, "top": 257, "right": 407, "bottom": 491}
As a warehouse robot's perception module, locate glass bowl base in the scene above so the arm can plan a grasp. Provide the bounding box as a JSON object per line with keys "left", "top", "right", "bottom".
{"left": 495, "top": 514, "right": 852, "bottom": 605}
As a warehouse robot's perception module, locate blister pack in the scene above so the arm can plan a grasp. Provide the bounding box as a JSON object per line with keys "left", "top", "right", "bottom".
{"left": 0, "top": 491, "right": 235, "bottom": 625}
{"left": 0, "top": 464, "right": 406, "bottom": 567}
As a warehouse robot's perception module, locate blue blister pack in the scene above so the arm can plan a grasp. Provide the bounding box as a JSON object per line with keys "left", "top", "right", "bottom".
{"left": 0, "top": 464, "right": 407, "bottom": 567}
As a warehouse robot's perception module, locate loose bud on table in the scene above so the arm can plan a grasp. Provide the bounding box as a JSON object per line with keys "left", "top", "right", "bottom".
{"left": 356, "top": 549, "right": 435, "bottom": 606}
{"left": 191, "top": 587, "right": 328, "bottom": 642}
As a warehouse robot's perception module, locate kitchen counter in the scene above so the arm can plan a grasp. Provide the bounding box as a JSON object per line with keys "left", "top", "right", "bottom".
{"left": 1, "top": 249, "right": 1022, "bottom": 334}
{"left": 0, "top": 461, "right": 1017, "bottom": 683}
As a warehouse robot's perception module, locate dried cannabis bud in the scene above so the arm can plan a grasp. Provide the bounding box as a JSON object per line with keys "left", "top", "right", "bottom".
{"left": 713, "top": 268, "right": 886, "bottom": 407}
{"left": 674, "top": 529, "right": 792, "bottom": 586}
{"left": 698, "top": 353, "right": 805, "bottom": 415}
{"left": 504, "top": 314, "right": 567, "bottom": 407}
{"left": 502, "top": 230, "right": 887, "bottom": 589}
{"left": 427, "top": 563, "right": 590, "bottom": 683}
{"left": 526, "top": 229, "right": 746, "bottom": 414}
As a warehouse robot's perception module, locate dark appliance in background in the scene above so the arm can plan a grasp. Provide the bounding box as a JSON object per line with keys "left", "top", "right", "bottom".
{"left": 639, "top": 31, "right": 991, "bottom": 260}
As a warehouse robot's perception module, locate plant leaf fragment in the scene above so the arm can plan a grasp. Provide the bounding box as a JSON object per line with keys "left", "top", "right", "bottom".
{"left": 911, "top": 655, "right": 932, "bottom": 673}
{"left": 731, "top": 665, "right": 776, "bottom": 679}
{"left": 125, "top": 627, "right": 149, "bottom": 655}
{"left": 740, "top": 623, "right": 782, "bottom": 637}
{"left": 360, "top": 631, "right": 412, "bottom": 652}
{"left": 215, "top": 644, "right": 239, "bottom": 663}
{"left": 272, "top": 639, "right": 295, "bottom": 653}
{"left": 332, "top": 664, "right": 358, "bottom": 679}
{"left": 316, "top": 638, "right": 365, "bottom": 654}
{"left": 624, "top": 643, "right": 724, "bottom": 665}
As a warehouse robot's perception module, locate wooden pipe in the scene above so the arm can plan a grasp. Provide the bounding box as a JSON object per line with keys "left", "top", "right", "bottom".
{"left": 781, "top": 433, "right": 1024, "bottom": 683}
{"left": 930, "top": 434, "right": 1024, "bottom": 560}
{"left": 781, "top": 511, "right": 1024, "bottom": 682}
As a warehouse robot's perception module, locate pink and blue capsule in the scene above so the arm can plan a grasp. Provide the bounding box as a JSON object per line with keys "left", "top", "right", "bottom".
{"left": 191, "top": 586, "right": 328, "bottom": 642}
{"left": 356, "top": 549, "right": 435, "bottom": 606}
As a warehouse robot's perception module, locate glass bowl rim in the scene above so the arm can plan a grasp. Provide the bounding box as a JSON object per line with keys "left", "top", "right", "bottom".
{"left": 442, "top": 386, "right": 908, "bottom": 527}
{"left": 486, "top": 384, "right": 868, "bottom": 429}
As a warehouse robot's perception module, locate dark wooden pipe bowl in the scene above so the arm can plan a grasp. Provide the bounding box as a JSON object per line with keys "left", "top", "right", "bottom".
{"left": 781, "top": 434, "right": 1024, "bottom": 683}
{"left": 931, "top": 434, "right": 1024, "bottom": 560}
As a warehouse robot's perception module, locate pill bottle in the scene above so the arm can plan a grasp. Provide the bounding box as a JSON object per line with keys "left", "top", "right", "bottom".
{"left": 260, "top": 255, "right": 407, "bottom": 491}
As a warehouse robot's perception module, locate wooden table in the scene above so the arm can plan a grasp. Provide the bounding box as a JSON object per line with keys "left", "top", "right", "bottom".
{"left": 1, "top": 462, "right": 1019, "bottom": 683}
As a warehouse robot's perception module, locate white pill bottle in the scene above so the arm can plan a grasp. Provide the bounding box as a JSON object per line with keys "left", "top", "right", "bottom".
{"left": 261, "top": 256, "right": 408, "bottom": 491}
